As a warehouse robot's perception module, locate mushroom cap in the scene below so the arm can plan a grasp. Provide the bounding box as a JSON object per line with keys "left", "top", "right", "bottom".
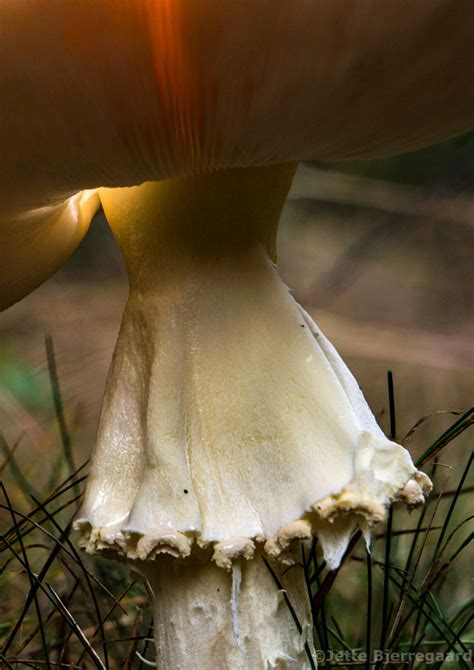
{"left": 1, "top": 0, "right": 473, "bottom": 307}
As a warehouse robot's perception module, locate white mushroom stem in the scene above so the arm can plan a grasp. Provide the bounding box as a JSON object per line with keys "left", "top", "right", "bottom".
{"left": 74, "top": 164, "right": 430, "bottom": 664}
{"left": 142, "top": 551, "right": 315, "bottom": 670}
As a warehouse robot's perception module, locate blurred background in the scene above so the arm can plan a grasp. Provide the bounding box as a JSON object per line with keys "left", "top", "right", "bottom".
{"left": 1, "top": 131, "right": 472, "bottom": 467}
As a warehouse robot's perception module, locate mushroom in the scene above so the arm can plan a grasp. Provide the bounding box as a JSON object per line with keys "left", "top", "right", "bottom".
{"left": 1, "top": 2, "right": 472, "bottom": 667}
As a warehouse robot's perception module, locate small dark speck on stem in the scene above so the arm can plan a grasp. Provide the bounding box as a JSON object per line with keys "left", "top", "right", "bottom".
{"left": 183, "top": 489, "right": 188, "bottom": 494}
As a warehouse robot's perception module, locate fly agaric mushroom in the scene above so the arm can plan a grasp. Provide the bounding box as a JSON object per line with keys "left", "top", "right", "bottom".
{"left": 1, "top": 2, "right": 473, "bottom": 668}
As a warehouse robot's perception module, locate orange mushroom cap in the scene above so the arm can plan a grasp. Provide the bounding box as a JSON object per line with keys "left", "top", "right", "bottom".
{"left": 1, "top": 0, "right": 473, "bottom": 307}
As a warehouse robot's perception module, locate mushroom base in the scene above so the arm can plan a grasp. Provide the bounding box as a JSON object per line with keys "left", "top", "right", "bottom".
{"left": 75, "top": 245, "right": 430, "bottom": 570}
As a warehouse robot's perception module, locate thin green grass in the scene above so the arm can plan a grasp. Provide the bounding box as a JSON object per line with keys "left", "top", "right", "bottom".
{"left": 301, "top": 374, "right": 473, "bottom": 669}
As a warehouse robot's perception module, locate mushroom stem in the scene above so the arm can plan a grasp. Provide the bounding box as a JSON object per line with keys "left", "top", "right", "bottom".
{"left": 142, "top": 550, "right": 315, "bottom": 670}
{"left": 74, "top": 164, "right": 430, "bottom": 665}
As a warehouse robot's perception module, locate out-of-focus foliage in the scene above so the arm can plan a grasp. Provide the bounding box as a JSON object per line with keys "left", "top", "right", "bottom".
{"left": 313, "top": 130, "right": 474, "bottom": 189}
